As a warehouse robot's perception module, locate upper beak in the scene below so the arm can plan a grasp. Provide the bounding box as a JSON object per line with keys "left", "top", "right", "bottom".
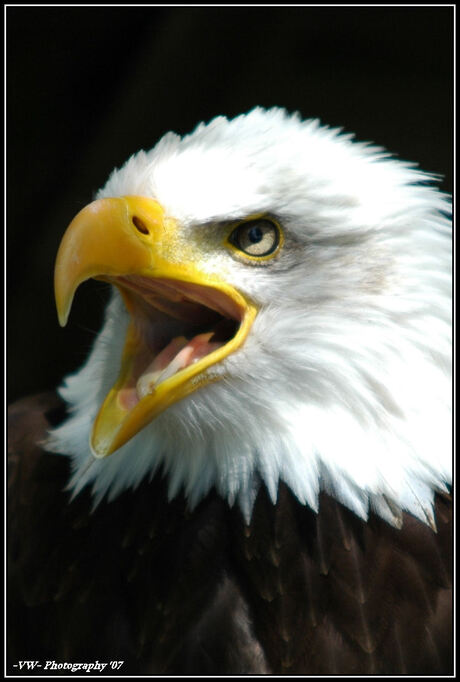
{"left": 55, "top": 196, "right": 256, "bottom": 457}
{"left": 56, "top": 196, "right": 180, "bottom": 326}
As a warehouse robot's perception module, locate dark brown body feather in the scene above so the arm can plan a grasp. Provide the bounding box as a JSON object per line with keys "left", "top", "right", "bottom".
{"left": 8, "top": 393, "right": 453, "bottom": 675}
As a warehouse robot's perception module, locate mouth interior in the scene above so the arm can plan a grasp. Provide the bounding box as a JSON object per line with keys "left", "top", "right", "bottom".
{"left": 112, "top": 275, "right": 242, "bottom": 410}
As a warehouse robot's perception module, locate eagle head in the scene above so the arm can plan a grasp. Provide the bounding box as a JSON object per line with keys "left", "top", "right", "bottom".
{"left": 48, "top": 108, "right": 451, "bottom": 525}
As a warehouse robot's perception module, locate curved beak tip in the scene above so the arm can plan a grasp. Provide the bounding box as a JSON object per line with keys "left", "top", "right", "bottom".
{"left": 55, "top": 288, "right": 72, "bottom": 327}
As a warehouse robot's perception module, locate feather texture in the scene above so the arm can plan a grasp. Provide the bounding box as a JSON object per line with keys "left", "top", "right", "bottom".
{"left": 8, "top": 394, "right": 452, "bottom": 674}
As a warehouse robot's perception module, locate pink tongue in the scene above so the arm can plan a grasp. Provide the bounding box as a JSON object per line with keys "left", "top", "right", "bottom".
{"left": 135, "top": 332, "right": 225, "bottom": 400}
{"left": 152, "top": 336, "right": 189, "bottom": 373}
{"left": 155, "top": 333, "right": 221, "bottom": 372}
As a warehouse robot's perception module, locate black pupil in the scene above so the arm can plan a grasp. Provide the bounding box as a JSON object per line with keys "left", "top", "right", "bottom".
{"left": 248, "top": 225, "right": 264, "bottom": 243}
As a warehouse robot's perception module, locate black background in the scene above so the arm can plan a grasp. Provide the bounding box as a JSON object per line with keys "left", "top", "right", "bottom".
{"left": 7, "top": 5, "right": 453, "bottom": 404}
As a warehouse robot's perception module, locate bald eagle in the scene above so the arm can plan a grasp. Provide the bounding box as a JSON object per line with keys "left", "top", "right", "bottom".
{"left": 8, "top": 108, "right": 452, "bottom": 675}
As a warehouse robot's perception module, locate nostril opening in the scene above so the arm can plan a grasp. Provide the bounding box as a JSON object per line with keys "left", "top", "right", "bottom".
{"left": 132, "top": 216, "right": 149, "bottom": 234}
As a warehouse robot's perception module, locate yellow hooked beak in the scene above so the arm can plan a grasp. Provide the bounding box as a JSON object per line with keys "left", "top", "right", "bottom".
{"left": 55, "top": 196, "right": 257, "bottom": 457}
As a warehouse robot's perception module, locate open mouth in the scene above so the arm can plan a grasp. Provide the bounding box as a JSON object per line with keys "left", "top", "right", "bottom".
{"left": 53, "top": 195, "right": 258, "bottom": 457}
{"left": 88, "top": 274, "right": 256, "bottom": 457}
{"left": 110, "top": 275, "right": 243, "bottom": 411}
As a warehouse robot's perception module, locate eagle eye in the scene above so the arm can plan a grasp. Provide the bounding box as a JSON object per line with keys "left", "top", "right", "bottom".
{"left": 229, "top": 218, "right": 281, "bottom": 258}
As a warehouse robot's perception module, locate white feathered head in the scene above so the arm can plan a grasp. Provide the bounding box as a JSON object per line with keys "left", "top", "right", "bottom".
{"left": 49, "top": 108, "right": 451, "bottom": 526}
